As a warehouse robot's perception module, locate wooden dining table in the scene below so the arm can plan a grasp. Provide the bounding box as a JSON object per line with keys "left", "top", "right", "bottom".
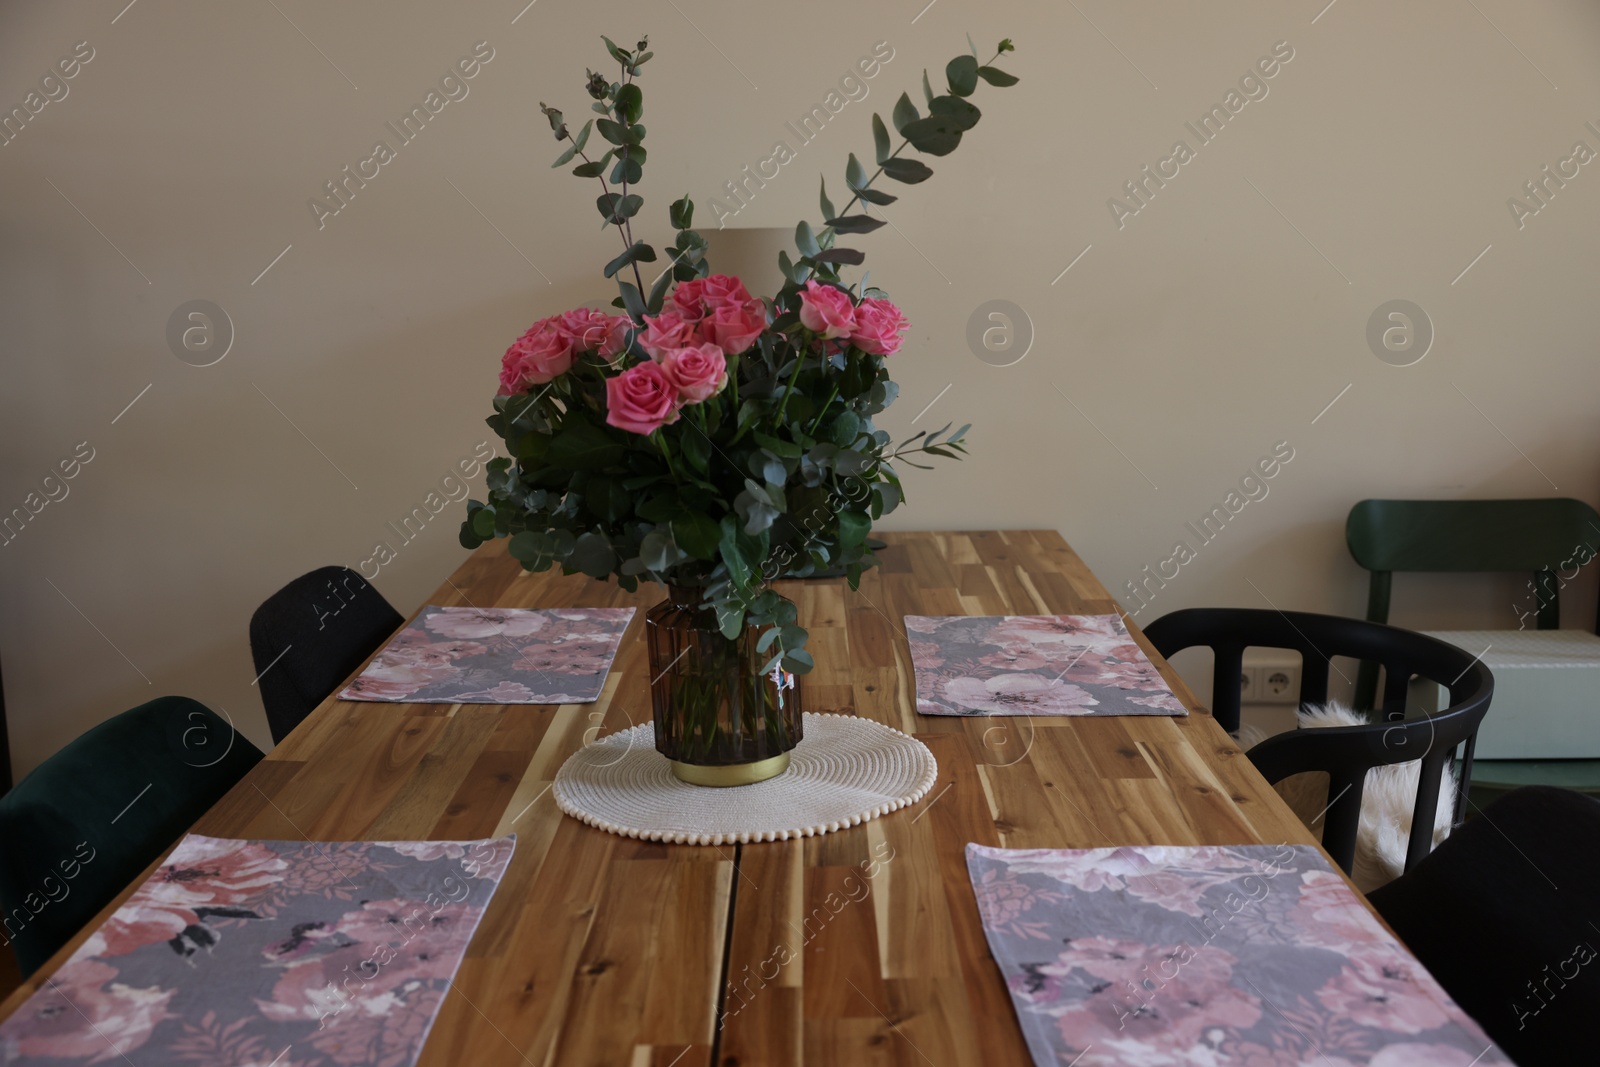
{"left": 1, "top": 529, "right": 1341, "bottom": 1066}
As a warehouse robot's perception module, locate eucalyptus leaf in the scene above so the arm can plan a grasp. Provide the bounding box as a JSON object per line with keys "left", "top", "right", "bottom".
{"left": 718, "top": 516, "right": 753, "bottom": 586}
{"left": 946, "top": 54, "right": 979, "bottom": 97}
{"left": 795, "top": 220, "right": 821, "bottom": 258}
{"left": 470, "top": 505, "right": 496, "bottom": 539}
{"left": 735, "top": 487, "right": 780, "bottom": 535}
{"left": 901, "top": 116, "right": 962, "bottom": 157}
{"left": 610, "top": 154, "right": 643, "bottom": 185}
{"left": 569, "top": 532, "right": 616, "bottom": 578}
{"left": 845, "top": 152, "right": 869, "bottom": 192}
{"left": 603, "top": 241, "right": 657, "bottom": 278}
{"left": 838, "top": 510, "right": 870, "bottom": 548}
{"left": 874, "top": 479, "right": 903, "bottom": 518}
{"left": 929, "top": 95, "right": 982, "bottom": 131}
{"left": 781, "top": 647, "right": 814, "bottom": 673}
{"left": 614, "top": 83, "right": 643, "bottom": 123}
{"left": 881, "top": 157, "right": 934, "bottom": 183}
{"left": 672, "top": 512, "right": 721, "bottom": 560}
{"left": 819, "top": 177, "right": 836, "bottom": 225}
{"left": 646, "top": 264, "right": 674, "bottom": 315}
{"left": 670, "top": 193, "right": 694, "bottom": 230}
{"left": 752, "top": 431, "right": 802, "bottom": 458}
{"left": 829, "top": 411, "right": 861, "bottom": 446}
{"left": 825, "top": 214, "right": 887, "bottom": 234}
{"left": 976, "top": 64, "right": 1019, "bottom": 87}
{"left": 872, "top": 113, "right": 892, "bottom": 164}
{"left": 600, "top": 35, "right": 630, "bottom": 65}
{"left": 639, "top": 528, "right": 687, "bottom": 571}
{"left": 892, "top": 92, "right": 919, "bottom": 134}
{"left": 509, "top": 530, "right": 556, "bottom": 568}
{"left": 616, "top": 279, "right": 646, "bottom": 320}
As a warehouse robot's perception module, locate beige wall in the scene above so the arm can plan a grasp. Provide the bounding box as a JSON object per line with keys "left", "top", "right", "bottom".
{"left": 4, "top": 1, "right": 1599, "bottom": 775}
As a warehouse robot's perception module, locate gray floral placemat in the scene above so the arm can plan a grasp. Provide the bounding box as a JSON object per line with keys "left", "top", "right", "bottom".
{"left": 341, "top": 605, "right": 635, "bottom": 704}
{"left": 968, "top": 843, "right": 1508, "bottom": 1066}
{"left": 0, "top": 833, "right": 515, "bottom": 1066}
{"left": 906, "top": 614, "right": 1187, "bottom": 716}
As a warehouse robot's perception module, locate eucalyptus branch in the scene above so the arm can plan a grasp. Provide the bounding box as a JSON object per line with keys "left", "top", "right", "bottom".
{"left": 556, "top": 123, "right": 635, "bottom": 263}
{"left": 827, "top": 140, "right": 911, "bottom": 231}
{"left": 885, "top": 436, "right": 967, "bottom": 463}
{"left": 616, "top": 61, "right": 646, "bottom": 297}
{"left": 822, "top": 47, "right": 1010, "bottom": 240}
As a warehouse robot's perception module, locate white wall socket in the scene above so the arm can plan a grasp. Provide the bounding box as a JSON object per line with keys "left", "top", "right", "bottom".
{"left": 1240, "top": 650, "right": 1302, "bottom": 706}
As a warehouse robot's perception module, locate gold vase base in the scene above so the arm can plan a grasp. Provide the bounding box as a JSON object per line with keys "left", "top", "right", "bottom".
{"left": 670, "top": 751, "right": 791, "bottom": 787}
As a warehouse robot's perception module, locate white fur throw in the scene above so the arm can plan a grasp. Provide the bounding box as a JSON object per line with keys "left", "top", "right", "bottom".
{"left": 1265, "top": 702, "right": 1456, "bottom": 893}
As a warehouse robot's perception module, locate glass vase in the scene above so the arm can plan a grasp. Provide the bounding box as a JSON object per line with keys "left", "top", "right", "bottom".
{"left": 645, "top": 586, "right": 803, "bottom": 786}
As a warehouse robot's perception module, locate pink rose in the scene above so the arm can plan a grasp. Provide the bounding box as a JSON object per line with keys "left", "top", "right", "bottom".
{"left": 556, "top": 307, "right": 630, "bottom": 358}
{"left": 661, "top": 343, "right": 730, "bottom": 403}
{"left": 673, "top": 274, "right": 753, "bottom": 320}
{"left": 848, "top": 297, "right": 909, "bottom": 356}
{"left": 797, "top": 280, "right": 857, "bottom": 339}
{"left": 605, "top": 360, "right": 681, "bottom": 434}
{"left": 498, "top": 317, "right": 575, "bottom": 394}
{"left": 698, "top": 299, "right": 766, "bottom": 355}
{"left": 637, "top": 311, "right": 699, "bottom": 360}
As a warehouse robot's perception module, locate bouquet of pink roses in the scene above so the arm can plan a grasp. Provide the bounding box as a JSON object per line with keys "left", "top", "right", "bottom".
{"left": 462, "top": 33, "right": 1016, "bottom": 673}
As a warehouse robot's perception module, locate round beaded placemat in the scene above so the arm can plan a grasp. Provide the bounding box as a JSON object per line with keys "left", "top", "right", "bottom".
{"left": 552, "top": 712, "right": 939, "bottom": 845}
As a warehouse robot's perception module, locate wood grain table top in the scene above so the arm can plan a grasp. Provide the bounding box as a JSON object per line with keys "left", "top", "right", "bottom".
{"left": 1, "top": 530, "right": 1334, "bottom": 1066}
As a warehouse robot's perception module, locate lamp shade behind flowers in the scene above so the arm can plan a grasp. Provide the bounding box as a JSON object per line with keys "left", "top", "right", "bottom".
{"left": 462, "top": 32, "right": 1018, "bottom": 784}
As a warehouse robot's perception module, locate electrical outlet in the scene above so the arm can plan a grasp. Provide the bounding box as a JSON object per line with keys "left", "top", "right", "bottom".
{"left": 1241, "top": 650, "right": 1301, "bottom": 705}
{"left": 1238, "top": 666, "right": 1261, "bottom": 703}
{"left": 1263, "top": 668, "right": 1297, "bottom": 700}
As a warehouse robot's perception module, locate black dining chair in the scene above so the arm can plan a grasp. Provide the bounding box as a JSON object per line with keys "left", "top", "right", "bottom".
{"left": 1368, "top": 786, "right": 1600, "bottom": 1065}
{"left": 0, "top": 696, "right": 263, "bottom": 975}
{"left": 250, "top": 566, "right": 403, "bottom": 744}
{"left": 1142, "top": 607, "right": 1493, "bottom": 878}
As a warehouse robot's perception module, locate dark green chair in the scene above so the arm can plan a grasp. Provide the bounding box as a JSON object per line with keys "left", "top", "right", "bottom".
{"left": 0, "top": 696, "right": 263, "bottom": 976}
{"left": 1346, "top": 498, "right": 1600, "bottom": 804}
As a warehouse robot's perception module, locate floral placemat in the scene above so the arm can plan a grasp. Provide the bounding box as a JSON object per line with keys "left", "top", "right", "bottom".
{"left": 968, "top": 843, "right": 1507, "bottom": 1066}
{"left": 0, "top": 833, "right": 515, "bottom": 1067}
{"left": 340, "top": 605, "right": 635, "bottom": 704}
{"left": 906, "top": 614, "right": 1188, "bottom": 716}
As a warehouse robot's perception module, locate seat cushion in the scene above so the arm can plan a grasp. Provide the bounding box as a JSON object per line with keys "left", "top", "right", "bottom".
{"left": 1423, "top": 629, "right": 1600, "bottom": 758}
{"left": 1369, "top": 786, "right": 1600, "bottom": 1064}
{"left": 0, "top": 697, "right": 262, "bottom": 975}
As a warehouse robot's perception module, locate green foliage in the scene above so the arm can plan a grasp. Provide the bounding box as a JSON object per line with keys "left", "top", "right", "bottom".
{"left": 786, "top": 37, "right": 1019, "bottom": 286}
{"left": 461, "top": 33, "right": 1004, "bottom": 672}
